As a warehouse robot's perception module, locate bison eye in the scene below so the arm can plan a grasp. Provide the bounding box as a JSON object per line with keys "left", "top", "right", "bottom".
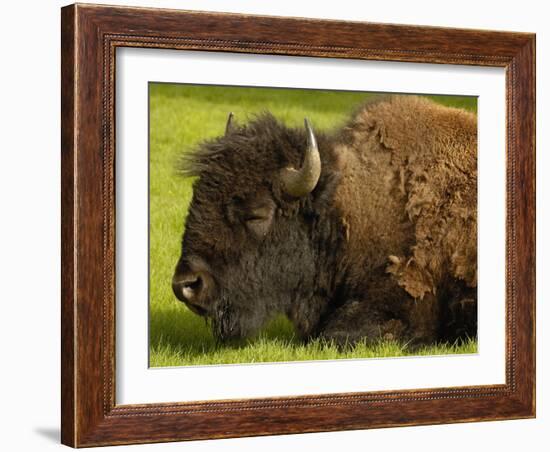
{"left": 243, "top": 203, "right": 275, "bottom": 239}
{"left": 227, "top": 193, "right": 275, "bottom": 239}
{"left": 245, "top": 215, "right": 273, "bottom": 238}
{"left": 244, "top": 213, "right": 268, "bottom": 222}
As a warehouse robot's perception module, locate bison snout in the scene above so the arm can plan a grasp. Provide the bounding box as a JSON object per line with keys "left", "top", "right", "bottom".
{"left": 172, "top": 258, "right": 213, "bottom": 316}
{"left": 172, "top": 275, "right": 207, "bottom": 315}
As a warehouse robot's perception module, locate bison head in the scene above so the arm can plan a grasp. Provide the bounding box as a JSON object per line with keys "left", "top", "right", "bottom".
{"left": 172, "top": 113, "right": 326, "bottom": 341}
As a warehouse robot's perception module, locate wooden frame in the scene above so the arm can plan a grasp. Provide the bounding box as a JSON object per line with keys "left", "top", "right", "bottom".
{"left": 61, "top": 3, "right": 536, "bottom": 447}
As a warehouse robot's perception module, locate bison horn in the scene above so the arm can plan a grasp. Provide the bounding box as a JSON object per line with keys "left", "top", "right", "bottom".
{"left": 279, "top": 118, "right": 321, "bottom": 197}
{"left": 225, "top": 112, "right": 235, "bottom": 135}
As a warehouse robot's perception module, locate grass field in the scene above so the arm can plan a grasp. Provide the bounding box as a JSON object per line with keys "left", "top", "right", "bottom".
{"left": 149, "top": 83, "right": 477, "bottom": 367}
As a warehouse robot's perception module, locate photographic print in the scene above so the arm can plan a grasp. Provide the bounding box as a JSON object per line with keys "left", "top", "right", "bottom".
{"left": 61, "top": 4, "right": 535, "bottom": 445}
{"left": 149, "top": 84, "right": 478, "bottom": 367}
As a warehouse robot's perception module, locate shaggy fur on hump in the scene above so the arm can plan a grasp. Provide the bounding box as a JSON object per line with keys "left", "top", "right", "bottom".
{"left": 174, "top": 96, "right": 478, "bottom": 346}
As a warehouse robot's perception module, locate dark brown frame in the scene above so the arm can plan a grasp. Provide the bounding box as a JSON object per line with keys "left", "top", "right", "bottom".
{"left": 61, "top": 3, "right": 536, "bottom": 447}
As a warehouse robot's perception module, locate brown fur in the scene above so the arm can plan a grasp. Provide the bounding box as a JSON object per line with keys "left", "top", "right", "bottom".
{"left": 329, "top": 96, "right": 477, "bottom": 343}
{"left": 174, "top": 95, "right": 478, "bottom": 346}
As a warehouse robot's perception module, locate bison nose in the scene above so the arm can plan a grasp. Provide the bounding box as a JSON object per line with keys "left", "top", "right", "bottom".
{"left": 172, "top": 274, "right": 201, "bottom": 301}
{"left": 172, "top": 273, "right": 211, "bottom": 316}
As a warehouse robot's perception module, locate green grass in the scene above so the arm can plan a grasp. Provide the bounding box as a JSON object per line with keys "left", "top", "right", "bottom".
{"left": 149, "top": 83, "right": 477, "bottom": 367}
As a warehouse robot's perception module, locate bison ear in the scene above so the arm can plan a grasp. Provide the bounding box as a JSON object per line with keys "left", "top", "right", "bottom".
{"left": 225, "top": 112, "right": 236, "bottom": 135}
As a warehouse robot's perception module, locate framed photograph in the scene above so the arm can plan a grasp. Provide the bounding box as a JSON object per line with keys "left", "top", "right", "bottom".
{"left": 61, "top": 3, "right": 536, "bottom": 447}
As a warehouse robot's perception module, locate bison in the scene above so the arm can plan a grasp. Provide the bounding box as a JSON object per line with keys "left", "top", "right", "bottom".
{"left": 172, "top": 95, "right": 477, "bottom": 347}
